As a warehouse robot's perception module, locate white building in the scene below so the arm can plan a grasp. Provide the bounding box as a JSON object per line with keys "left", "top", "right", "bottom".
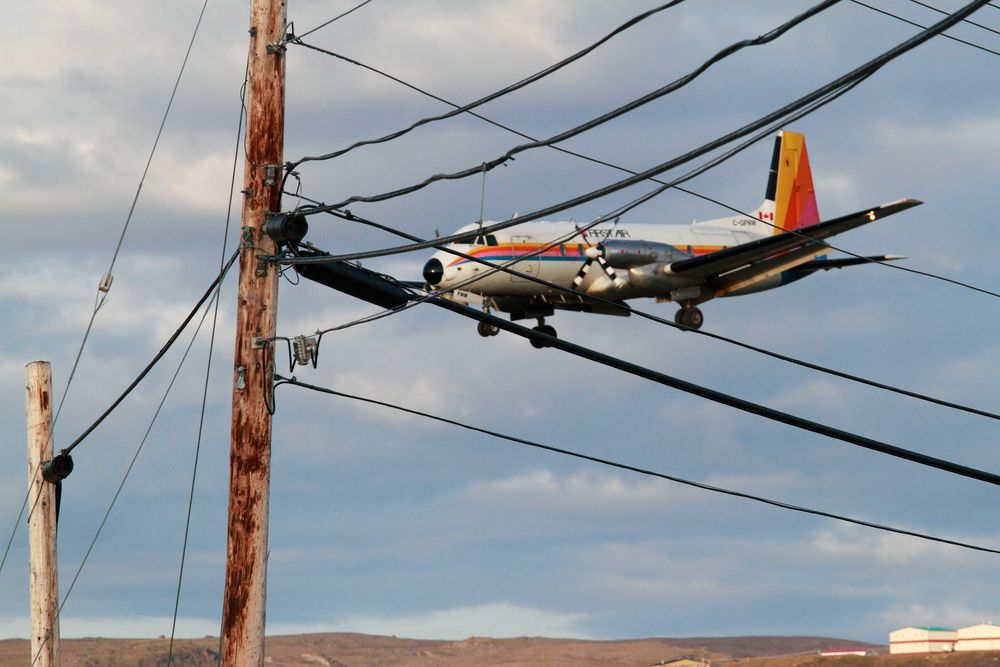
{"left": 820, "top": 647, "right": 873, "bottom": 656}
{"left": 956, "top": 623, "right": 1000, "bottom": 652}
{"left": 889, "top": 626, "right": 957, "bottom": 654}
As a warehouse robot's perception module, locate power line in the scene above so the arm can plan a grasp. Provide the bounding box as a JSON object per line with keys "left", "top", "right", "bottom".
{"left": 286, "top": 0, "right": 690, "bottom": 166}
{"left": 295, "top": 258, "right": 1000, "bottom": 487}
{"left": 285, "top": 71, "right": 866, "bottom": 268}
{"left": 851, "top": 0, "right": 1000, "bottom": 57}
{"left": 289, "top": 46, "right": 1000, "bottom": 304}
{"left": 292, "top": 201, "right": 1000, "bottom": 426}
{"left": 105, "top": 0, "right": 211, "bottom": 286}
{"left": 61, "top": 250, "right": 239, "bottom": 457}
{"left": 286, "top": 0, "right": 376, "bottom": 44}
{"left": 276, "top": 376, "right": 1000, "bottom": 557}
{"left": 0, "top": 468, "right": 43, "bottom": 584}
{"left": 1, "top": 0, "right": 212, "bottom": 591}
{"left": 31, "top": 287, "right": 224, "bottom": 667}
{"left": 167, "top": 51, "right": 250, "bottom": 667}
{"left": 297, "top": 0, "right": 992, "bottom": 260}
{"left": 304, "top": 0, "right": 842, "bottom": 211}
{"left": 906, "top": 0, "right": 1000, "bottom": 37}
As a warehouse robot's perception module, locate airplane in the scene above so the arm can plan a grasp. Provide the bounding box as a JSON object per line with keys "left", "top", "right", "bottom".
{"left": 421, "top": 131, "right": 921, "bottom": 347}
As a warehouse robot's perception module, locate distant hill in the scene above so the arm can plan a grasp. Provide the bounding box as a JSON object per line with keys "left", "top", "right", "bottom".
{"left": 0, "top": 632, "right": 892, "bottom": 666}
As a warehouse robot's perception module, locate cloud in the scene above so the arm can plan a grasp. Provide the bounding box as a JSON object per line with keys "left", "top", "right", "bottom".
{"left": 0, "top": 615, "right": 220, "bottom": 640}
{"left": 273, "top": 602, "right": 590, "bottom": 640}
{"left": 463, "top": 469, "right": 683, "bottom": 511}
{"left": 4, "top": 0, "right": 1000, "bottom": 647}
{"left": 805, "top": 525, "right": 984, "bottom": 567}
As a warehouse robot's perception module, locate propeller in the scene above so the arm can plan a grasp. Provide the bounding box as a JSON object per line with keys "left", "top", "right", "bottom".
{"left": 571, "top": 244, "right": 625, "bottom": 291}
{"left": 572, "top": 217, "right": 627, "bottom": 292}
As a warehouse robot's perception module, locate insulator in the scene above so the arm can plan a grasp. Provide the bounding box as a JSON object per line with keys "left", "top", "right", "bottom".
{"left": 292, "top": 335, "right": 318, "bottom": 367}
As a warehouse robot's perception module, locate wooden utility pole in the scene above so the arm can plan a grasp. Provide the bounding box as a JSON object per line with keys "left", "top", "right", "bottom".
{"left": 221, "top": 0, "right": 287, "bottom": 663}
{"left": 25, "top": 361, "right": 59, "bottom": 667}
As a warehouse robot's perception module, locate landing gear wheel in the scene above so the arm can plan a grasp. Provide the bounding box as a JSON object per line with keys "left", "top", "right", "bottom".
{"left": 675, "top": 306, "right": 704, "bottom": 330}
{"left": 477, "top": 321, "right": 499, "bottom": 337}
{"left": 530, "top": 324, "right": 557, "bottom": 348}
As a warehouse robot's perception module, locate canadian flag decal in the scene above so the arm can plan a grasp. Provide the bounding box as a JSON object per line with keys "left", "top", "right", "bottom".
{"left": 758, "top": 211, "right": 774, "bottom": 221}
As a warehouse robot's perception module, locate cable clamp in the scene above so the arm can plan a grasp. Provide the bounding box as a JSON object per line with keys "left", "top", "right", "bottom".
{"left": 264, "top": 164, "right": 279, "bottom": 187}
{"left": 98, "top": 272, "right": 114, "bottom": 294}
{"left": 255, "top": 255, "right": 269, "bottom": 277}
{"left": 266, "top": 42, "right": 286, "bottom": 56}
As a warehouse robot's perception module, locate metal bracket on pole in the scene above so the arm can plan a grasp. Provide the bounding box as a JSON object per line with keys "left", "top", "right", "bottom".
{"left": 264, "top": 164, "right": 279, "bottom": 187}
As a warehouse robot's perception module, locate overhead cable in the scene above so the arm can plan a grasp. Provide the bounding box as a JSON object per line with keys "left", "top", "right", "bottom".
{"left": 295, "top": 258, "right": 1000, "bottom": 487}
{"left": 296, "top": 47, "right": 1000, "bottom": 302}
{"left": 299, "top": 0, "right": 992, "bottom": 260}
{"left": 853, "top": 0, "right": 1000, "bottom": 57}
{"left": 277, "top": 376, "right": 1000, "bottom": 557}
{"left": 296, "top": 201, "right": 1000, "bottom": 425}
{"left": 167, "top": 53, "right": 250, "bottom": 666}
{"left": 2, "top": 0, "right": 212, "bottom": 591}
{"left": 306, "top": 0, "right": 842, "bottom": 211}
{"left": 105, "top": 0, "right": 211, "bottom": 289}
{"left": 286, "top": 0, "right": 690, "bottom": 166}
{"left": 61, "top": 249, "right": 239, "bottom": 457}
{"left": 286, "top": 0, "right": 376, "bottom": 44}
{"left": 906, "top": 0, "right": 1000, "bottom": 37}
{"left": 31, "top": 288, "right": 224, "bottom": 667}
{"left": 285, "top": 72, "right": 865, "bottom": 268}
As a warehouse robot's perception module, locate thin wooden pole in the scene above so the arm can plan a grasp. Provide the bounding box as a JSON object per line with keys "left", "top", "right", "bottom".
{"left": 221, "top": 0, "right": 286, "bottom": 663}
{"left": 25, "top": 361, "right": 59, "bottom": 667}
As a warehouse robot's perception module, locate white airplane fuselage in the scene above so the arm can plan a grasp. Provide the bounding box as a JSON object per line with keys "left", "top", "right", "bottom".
{"left": 423, "top": 209, "right": 801, "bottom": 303}
{"left": 419, "top": 131, "right": 919, "bottom": 339}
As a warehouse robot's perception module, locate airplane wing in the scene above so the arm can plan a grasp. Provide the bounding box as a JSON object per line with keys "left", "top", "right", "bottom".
{"left": 793, "top": 254, "right": 906, "bottom": 273}
{"left": 667, "top": 198, "right": 922, "bottom": 282}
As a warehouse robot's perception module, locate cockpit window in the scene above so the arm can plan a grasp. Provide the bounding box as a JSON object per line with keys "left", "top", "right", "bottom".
{"left": 486, "top": 235, "right": 498, "bottom": 246}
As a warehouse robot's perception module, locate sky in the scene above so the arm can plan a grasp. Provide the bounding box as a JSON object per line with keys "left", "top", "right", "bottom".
{"left": 2, "top": 0, "right": 999, "bottom": 646}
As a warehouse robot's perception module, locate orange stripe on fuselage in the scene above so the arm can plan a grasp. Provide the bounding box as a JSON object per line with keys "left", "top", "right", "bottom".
{"left": 445, "top": 243, "right": 729, "bottom": 267}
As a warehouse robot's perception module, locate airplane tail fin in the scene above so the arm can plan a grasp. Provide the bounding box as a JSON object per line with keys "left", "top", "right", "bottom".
{"left": 755, "top": 131, "right": 820, "bottom": 235}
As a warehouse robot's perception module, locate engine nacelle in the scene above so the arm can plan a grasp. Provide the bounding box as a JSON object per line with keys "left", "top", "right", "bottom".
{"left": 627, "top": 262, "right": 699, "bottom": 295}
{"left": 596, "top": 240, "right": 688, "bottom": 269}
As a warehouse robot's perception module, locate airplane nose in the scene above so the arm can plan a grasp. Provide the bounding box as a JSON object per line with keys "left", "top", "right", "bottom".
{"left": 423, "top": 257, "right": 444, "bottom": 285}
